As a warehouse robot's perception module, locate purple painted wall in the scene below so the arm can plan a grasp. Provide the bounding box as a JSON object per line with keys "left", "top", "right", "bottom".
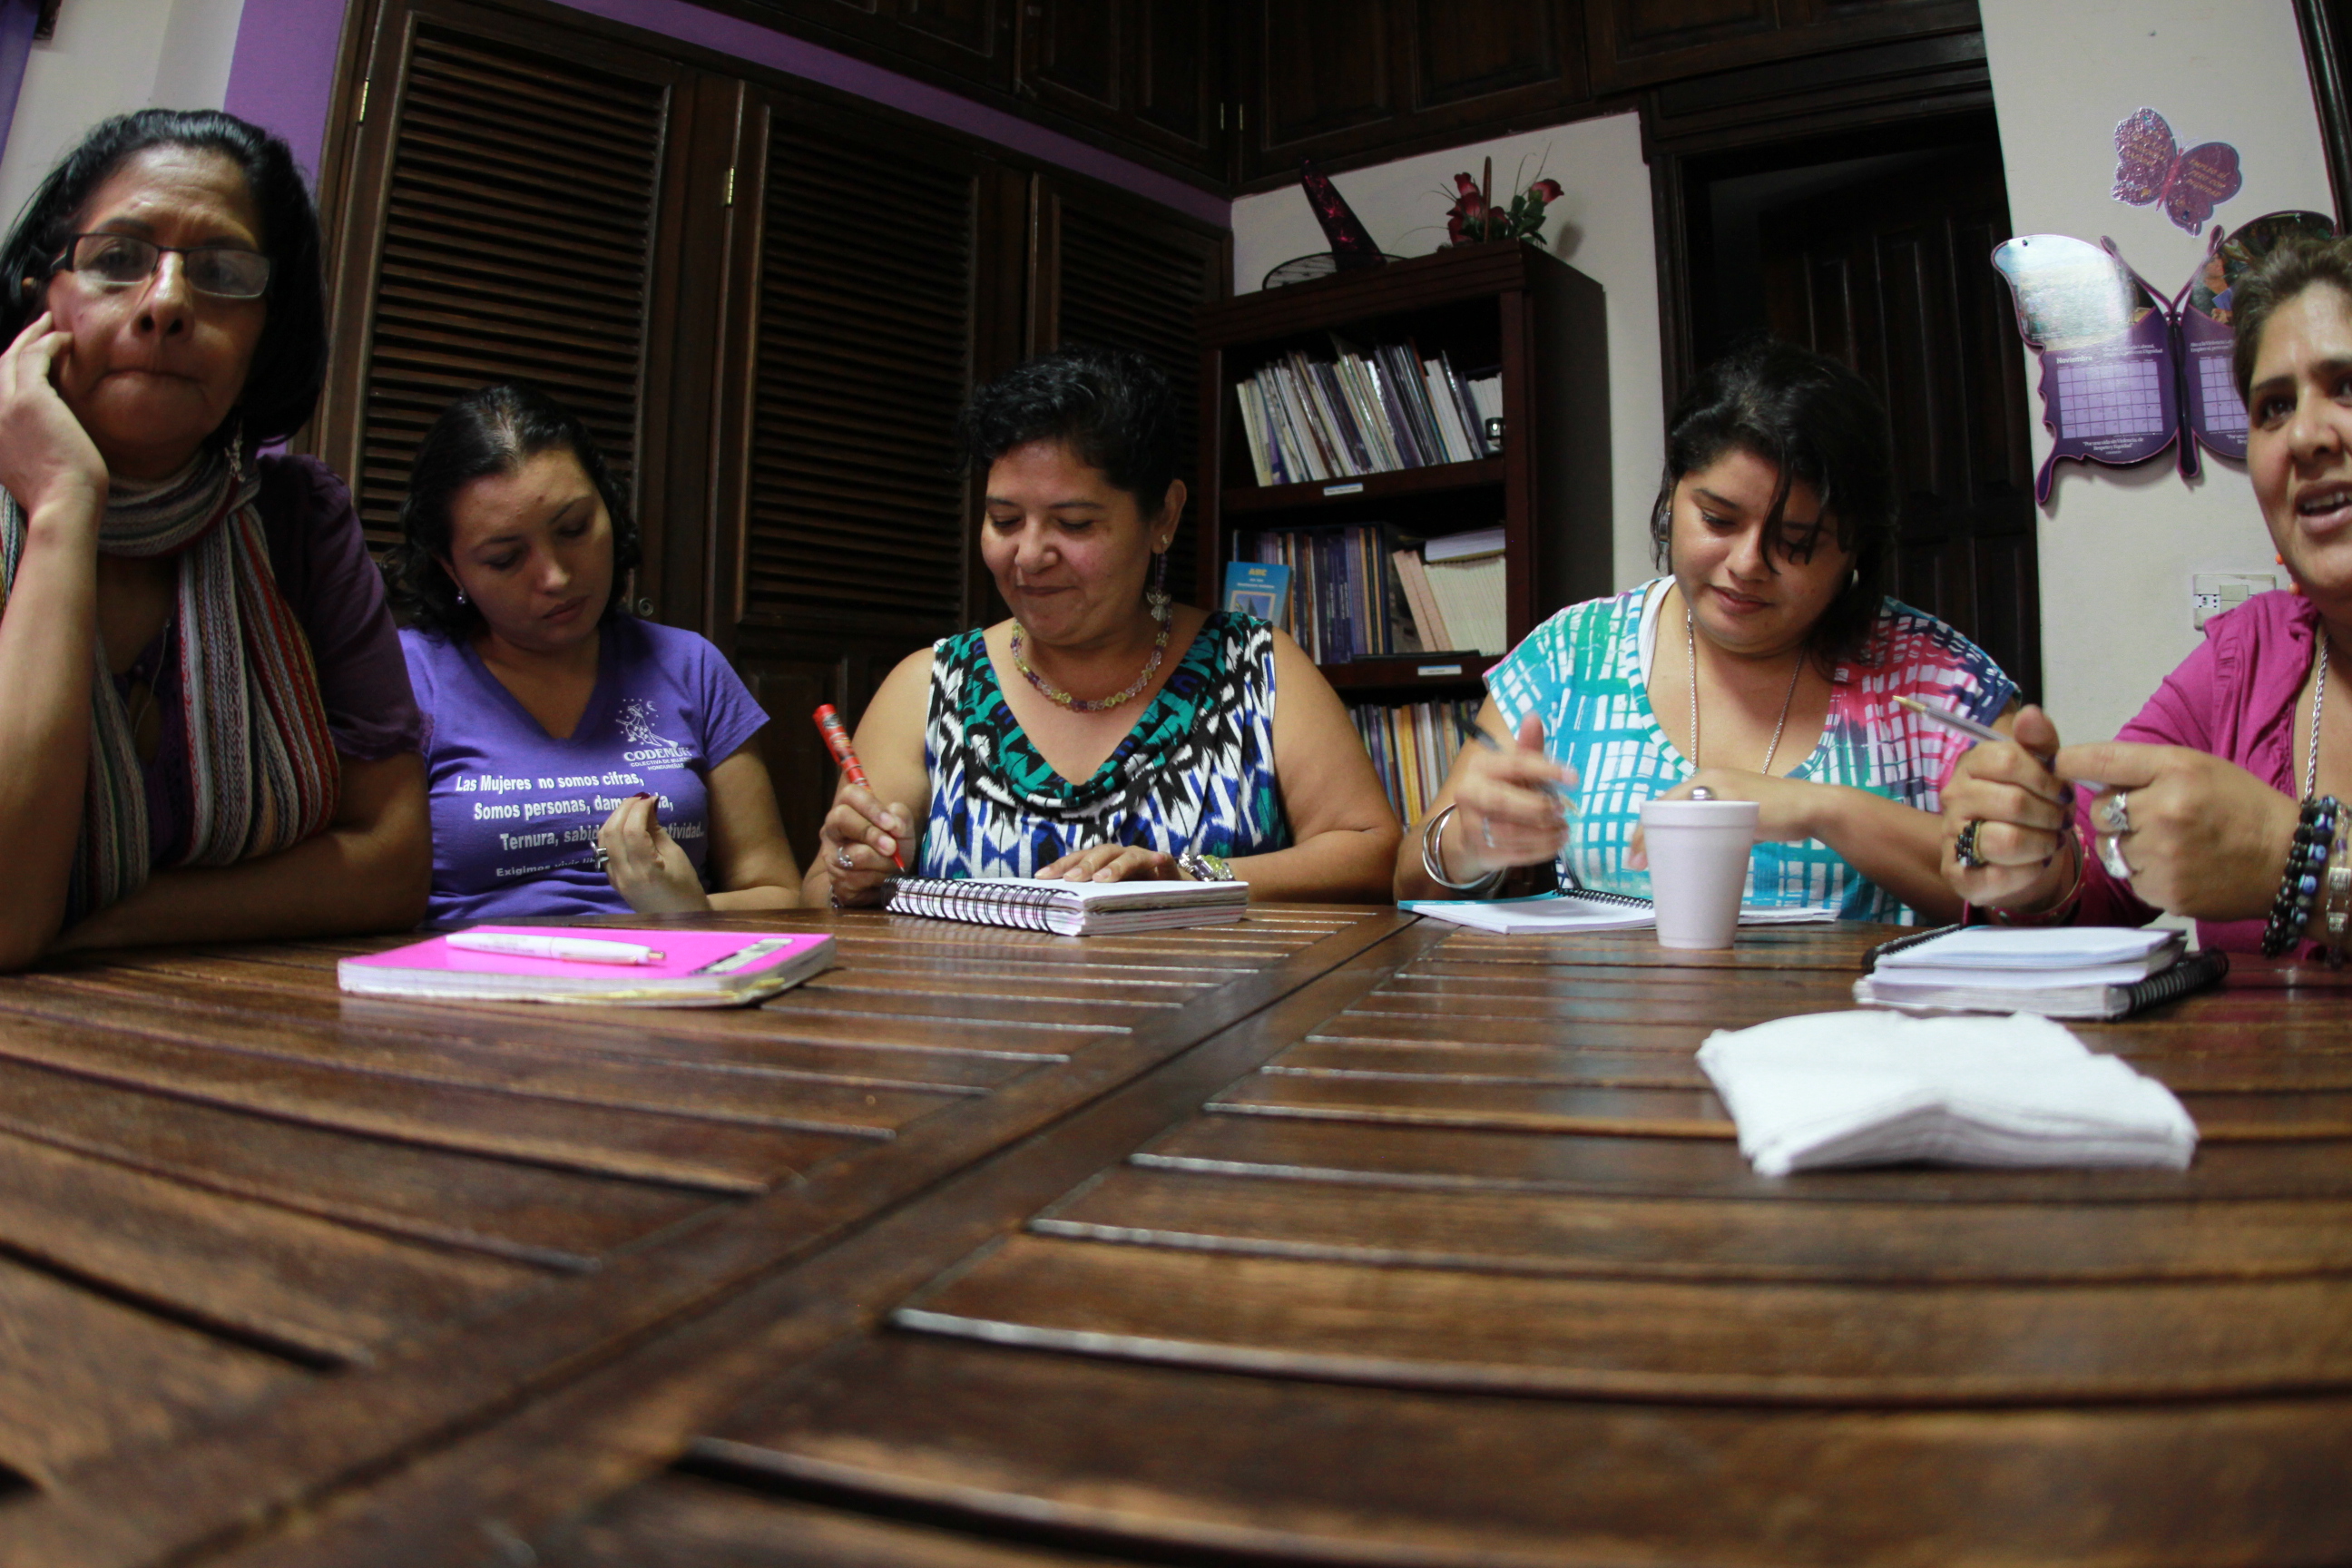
{"left": 223, "top": 0, "right": 1230, "bottom": 228}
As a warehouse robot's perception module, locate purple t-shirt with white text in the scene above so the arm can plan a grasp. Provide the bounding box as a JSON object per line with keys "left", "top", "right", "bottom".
{"left": 402, "top": 616, "right": 768, "bottom": 925}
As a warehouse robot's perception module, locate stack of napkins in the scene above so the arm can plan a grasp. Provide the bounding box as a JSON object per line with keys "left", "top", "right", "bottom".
{"left": 1697, "top": 1010, "right": 2197, "bottom": 1175}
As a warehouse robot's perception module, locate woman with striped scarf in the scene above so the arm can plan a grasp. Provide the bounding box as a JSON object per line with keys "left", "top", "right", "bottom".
{"left": 0, "top": 110, "right": 428, "bottom": 968}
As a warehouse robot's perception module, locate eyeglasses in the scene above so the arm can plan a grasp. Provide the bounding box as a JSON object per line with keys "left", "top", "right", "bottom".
{"left": 52, "top": 233, "right": 272, "bottom": 299}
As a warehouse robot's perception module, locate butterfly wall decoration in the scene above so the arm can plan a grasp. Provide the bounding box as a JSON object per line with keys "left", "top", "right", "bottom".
{"left": 2113, "top": 107, "right": 2242, "bottom": 233}
{"left": 1990, "top": 211, "right": 2337, "bottom": 504}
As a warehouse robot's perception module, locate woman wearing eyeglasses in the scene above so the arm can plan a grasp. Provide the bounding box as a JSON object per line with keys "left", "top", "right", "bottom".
{"left": 0, "top": 110, "right": 428, "bottom": 968}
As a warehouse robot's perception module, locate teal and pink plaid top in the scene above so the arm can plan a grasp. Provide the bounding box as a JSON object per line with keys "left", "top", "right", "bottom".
{"left": 1486, "top": 579, "right": 2016, "bottom": 924}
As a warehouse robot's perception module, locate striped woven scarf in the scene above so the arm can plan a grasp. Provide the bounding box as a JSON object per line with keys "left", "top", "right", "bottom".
{"left": 0, "top": 450, "right": 340, "bottom": 922}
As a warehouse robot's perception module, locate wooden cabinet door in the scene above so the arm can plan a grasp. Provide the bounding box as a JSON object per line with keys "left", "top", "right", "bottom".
{"left": 1240, "top": 0, "right": 1587, "bottom": 184}
{"left": 1018, "top": 0, "right": 1225, "bottom": 177}
{"left": 1588, "top": 0, "right": 1978, "bottom": 93}
{"left": 314, "top": 0, "right": 710, "bottom": 610}
{"left": 1027, "top": 175, "right": 1231, "bottom": 606}
{"left": 721, "top": 0, "right": 1015, "bottom": 92}
{"left": 700, "top": 87, "right": 1022, "bottom": 856}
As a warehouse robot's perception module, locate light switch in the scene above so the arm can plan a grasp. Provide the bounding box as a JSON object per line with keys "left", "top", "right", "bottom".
{"left": 2191, "top": 572, "right": 2280, "bottom": 629}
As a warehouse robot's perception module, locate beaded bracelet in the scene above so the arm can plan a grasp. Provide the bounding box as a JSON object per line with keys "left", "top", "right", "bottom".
{"left": 2261, "top": 795, "right": 2342, "bottom": 957}
{"left": 2326, "top": 817, "right": 2351, "bottom": 966}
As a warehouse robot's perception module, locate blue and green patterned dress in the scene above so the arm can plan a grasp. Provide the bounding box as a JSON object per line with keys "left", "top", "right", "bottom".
{"left": 918, "top": 611, "right": 1291, "bottom": 879}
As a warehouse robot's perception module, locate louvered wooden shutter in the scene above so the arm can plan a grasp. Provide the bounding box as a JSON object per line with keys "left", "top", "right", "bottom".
{"left": 324, "top": 5, "right": 686, "bottom": 552}
{"left": 1036, "top": 180, "right": 1229, "bottom": 602}
{"left": 734, "top": 108, "right": 981, "bottom": 642}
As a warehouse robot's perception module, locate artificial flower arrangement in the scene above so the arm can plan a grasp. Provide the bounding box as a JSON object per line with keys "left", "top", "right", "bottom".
{"left": 1445, "top": 156, "right": 1564, "bottom": 246}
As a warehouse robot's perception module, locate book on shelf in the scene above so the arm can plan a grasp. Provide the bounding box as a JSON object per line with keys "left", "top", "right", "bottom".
{"left": 1221, "top": 559, "right": 1291, "bottom": 628}
{"left": 1350, "top": 698, "right": 1482, "bottom": 822}
{"left": 1231, "top": 341, "right": 1497, "bottom": 488}
{"left": 880, "top": 877, "right": 1249, "bottom": 936}
{"left": 1242, "top": 523, "right": 1506, "bottom": 664}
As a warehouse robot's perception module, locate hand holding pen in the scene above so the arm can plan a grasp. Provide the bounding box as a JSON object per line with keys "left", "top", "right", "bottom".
{"left": 1912, "top": 697, "right": 2087, "bottom": 911}
{"left": 1440, "top": 711, "right": 1576, "bottom": 884}
{"left": 813, "top": 703, "right": 910, "bottom": 906}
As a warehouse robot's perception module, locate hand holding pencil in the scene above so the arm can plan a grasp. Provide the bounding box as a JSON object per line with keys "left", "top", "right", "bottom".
{"left": 813, "top": 704, "right": 912, "bottom": 906}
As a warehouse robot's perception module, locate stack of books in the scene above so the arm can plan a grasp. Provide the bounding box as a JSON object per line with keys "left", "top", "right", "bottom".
{"left": 1232, "top": 343, "right": 1499, "bottom": 488}
{"left": 1349, "top": 698, "right": 1480, "bottom": 822}
{"left": 1236, "top": 524, "right": 1503, "bottom": 664}
{"left": 1394, "top": 526, "right": 1506, "bottom": 656}
{"left": 1852, "top": 926, "right": 2228, "bottom": 1019}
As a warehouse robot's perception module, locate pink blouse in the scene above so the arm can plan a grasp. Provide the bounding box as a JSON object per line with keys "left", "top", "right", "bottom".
{"left": 2073, "top": 589, "right": 2318, "bottom": 953}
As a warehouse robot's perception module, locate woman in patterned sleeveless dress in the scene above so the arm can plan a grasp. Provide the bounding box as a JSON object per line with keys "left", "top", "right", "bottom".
{"left": 804, "top": 347, "right": 1399, "bottom": 907}
{"left": 1393, "top": 338, "right": 2023, "bottom": 925}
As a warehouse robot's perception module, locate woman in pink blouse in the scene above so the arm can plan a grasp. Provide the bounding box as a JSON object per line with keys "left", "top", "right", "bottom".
{"left": 1943, "top": 233, "right": 2352, "bottom": 957}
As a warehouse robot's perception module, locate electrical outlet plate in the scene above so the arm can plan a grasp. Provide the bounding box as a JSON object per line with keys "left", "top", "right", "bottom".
{"left": 2192, "top": 572, "right": 2280, "bottom": 629}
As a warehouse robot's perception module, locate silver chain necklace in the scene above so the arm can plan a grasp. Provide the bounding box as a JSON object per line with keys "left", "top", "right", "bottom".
{"left": 1687, "top": 606, "right": 1806, "bottom": 776}
{"left": 2303, "top": 625, "right": 2331, "bottom": 802}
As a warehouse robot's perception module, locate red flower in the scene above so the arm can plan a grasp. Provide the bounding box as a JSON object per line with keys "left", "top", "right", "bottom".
{"left": 1531, "top": 179, "right": 1563, "bottom": 202}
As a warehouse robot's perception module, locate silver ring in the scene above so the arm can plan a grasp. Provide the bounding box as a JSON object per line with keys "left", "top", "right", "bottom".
{"left": 2098, "top": 790, "right": 2132, "bottom": 836}
{"left": 834, "top": 846, "right": 855, "bottom": 872}
{"left": 593, "top": 845, "right": 610, "bottom": 872}
{"left": 2095, "top": 832, "right": 2133, "bottom": 882}
{"left": 1479, "top": 817, "right": 1495, "bottom": 848}
{"left": 1689, "top": 785, "right": 1714, "bottom": 801}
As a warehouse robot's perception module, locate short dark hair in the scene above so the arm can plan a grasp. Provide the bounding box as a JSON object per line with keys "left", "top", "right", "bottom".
{"left": 1650, "top": 338, "right": 1898, "bottom": 670}
{"left": 956, "top": 344, "right": 1181, "bottom": 515}
{"left": 2231, "top": 232, "right": 2352, "bottom": 402}
{"left": 0, "top": 108, "right": 328, "bottom": 448}
{"left": 384, "top": 383, "right": 642, "bottom": 640}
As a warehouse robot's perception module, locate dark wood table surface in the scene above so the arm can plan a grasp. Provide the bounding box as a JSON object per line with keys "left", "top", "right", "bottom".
{"left": 0, "top": 909, "right": 2347, "bottom": 1566}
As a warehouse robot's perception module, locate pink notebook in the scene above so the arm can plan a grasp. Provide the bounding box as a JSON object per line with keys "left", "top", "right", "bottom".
{"left": 338, "top": 926, "right": 836, "bottom": 1007}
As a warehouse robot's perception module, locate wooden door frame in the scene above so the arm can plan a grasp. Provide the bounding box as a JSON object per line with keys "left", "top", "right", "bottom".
{"left": 1639, "top": 28, "right": 1994, "bottom": 413}
{"left": 2297, "top": 0, "right": 2352, "bottom": 226}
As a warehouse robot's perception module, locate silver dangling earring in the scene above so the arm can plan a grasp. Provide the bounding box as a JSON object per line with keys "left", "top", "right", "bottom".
{"left": 455, "top": 588, "right": 467, "bottom": 606}
{"left": 1144, "top": 545, "right": 1171, "bottom": 624}
{"left": 226, "top": 415, "right": 246, "bottom": 479}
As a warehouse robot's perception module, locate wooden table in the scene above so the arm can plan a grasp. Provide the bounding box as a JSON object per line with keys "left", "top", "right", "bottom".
{"left": 0, "top": 910, "right": 2347, "bottom": 1566}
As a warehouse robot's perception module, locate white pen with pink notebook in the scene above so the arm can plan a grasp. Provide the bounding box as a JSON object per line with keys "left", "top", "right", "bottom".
{"left": 338, "top": 926, "right": 836, "bottom": 1006}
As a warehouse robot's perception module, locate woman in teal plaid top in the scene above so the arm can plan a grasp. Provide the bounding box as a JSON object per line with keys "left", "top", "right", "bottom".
{"left": 1395, "top": 340, "right": 2024, "bottom": 923}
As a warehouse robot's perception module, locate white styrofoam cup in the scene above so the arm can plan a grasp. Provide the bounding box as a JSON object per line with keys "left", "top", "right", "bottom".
{"left": 1640, "top": 798, "right": 1759, "bottom": 950}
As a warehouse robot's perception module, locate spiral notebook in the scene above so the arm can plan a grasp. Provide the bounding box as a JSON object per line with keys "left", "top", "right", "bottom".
{"left": 1853, "top": 926, "right": 2227, "bottom": 1019}
{"left": 1402, "top": 888, "right": 1836, "bottom": 936}
{"left": 880, "top": 877, "right": 1249, "bottom": 936}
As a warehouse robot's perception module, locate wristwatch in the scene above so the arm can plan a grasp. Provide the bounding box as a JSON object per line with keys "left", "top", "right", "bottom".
{"left": 1177, "top": 849, "right": 1235, "bottom": 882}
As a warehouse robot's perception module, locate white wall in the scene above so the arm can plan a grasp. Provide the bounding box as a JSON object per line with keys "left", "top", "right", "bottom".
{"left": 0, "top": 0, "right": 247, "bottom": 229}
{"left": 1982, "top": 0, "right": 2332, "bottom": 740}
{"left": 1230, "top": 115, "right": 1666, "bottom": 593}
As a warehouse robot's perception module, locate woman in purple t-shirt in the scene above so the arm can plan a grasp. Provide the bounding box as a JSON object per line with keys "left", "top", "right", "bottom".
{"left": 386, "top": 385, "right": 801, "bottom": 926}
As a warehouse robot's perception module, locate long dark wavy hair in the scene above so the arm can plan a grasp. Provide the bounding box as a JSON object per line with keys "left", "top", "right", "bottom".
{"left": 0, "top": 108, "right": 328, "bottom": 449}
{"left": 384, "top": 383, "right": 642, "bottom": 641}
{"left": 1649, "top": 337, "right": 1899, "bottom": 671}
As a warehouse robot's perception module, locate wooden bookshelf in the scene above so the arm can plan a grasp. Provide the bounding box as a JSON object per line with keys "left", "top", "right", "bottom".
{"left": 1319, "top": 653, "right": 1503, "bottom": 696}
{"left": 1193, "top": 240, "right": 1611, "bottom": 693}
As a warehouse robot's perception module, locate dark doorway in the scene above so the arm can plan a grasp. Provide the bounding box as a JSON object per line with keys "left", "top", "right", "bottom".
{"left": 1676, "top": 114, "right": 2042, "bottom": 701}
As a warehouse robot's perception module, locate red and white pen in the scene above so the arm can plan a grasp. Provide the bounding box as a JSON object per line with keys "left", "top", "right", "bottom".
{"left": 813, "top": 703, "right": 906, "bottom": 870}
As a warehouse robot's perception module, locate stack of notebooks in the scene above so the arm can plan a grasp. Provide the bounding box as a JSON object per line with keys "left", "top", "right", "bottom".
{"left": 1402, "top": 890, "right": 1835, "bottom": 935}
{"left": 1349, "top": 698, "right": 1481, "bottom": 823}
{"left": 1235, "top": 524, "right": 1504, "bottom": 663}
{"left": 1232, "top": 341, "right": 1498, "bottom": 488}
{"left": 1698, "top": 1010, "right": 2199, "bottom": 1174}
{"left": 881, "top": 877, "right": 1248, "bottom": 936}
{"left": 1852, "top": 926, "right": 2227, "bottom": 1019}
{"left": 338, "top": 927, "right": 836, "bottom": 1007}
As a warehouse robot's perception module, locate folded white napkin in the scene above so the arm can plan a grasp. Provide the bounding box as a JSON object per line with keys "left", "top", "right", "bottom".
{"left": 1696, "top": 1011, "right": 2197, "bottom": 1176}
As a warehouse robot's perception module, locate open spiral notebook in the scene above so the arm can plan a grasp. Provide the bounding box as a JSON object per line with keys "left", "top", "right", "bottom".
{"left": 1401, "top": 888, "right": 1836, "bottom": 936}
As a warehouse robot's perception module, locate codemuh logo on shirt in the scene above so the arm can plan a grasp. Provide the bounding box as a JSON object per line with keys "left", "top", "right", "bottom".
{"left": 617, "top": 699, "right": 693, "bottom": 770}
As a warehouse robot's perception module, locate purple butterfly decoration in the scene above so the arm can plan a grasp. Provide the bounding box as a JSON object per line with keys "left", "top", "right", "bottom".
{"left": 2113, "top": 107, "right": 2242, "bottom": 233}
